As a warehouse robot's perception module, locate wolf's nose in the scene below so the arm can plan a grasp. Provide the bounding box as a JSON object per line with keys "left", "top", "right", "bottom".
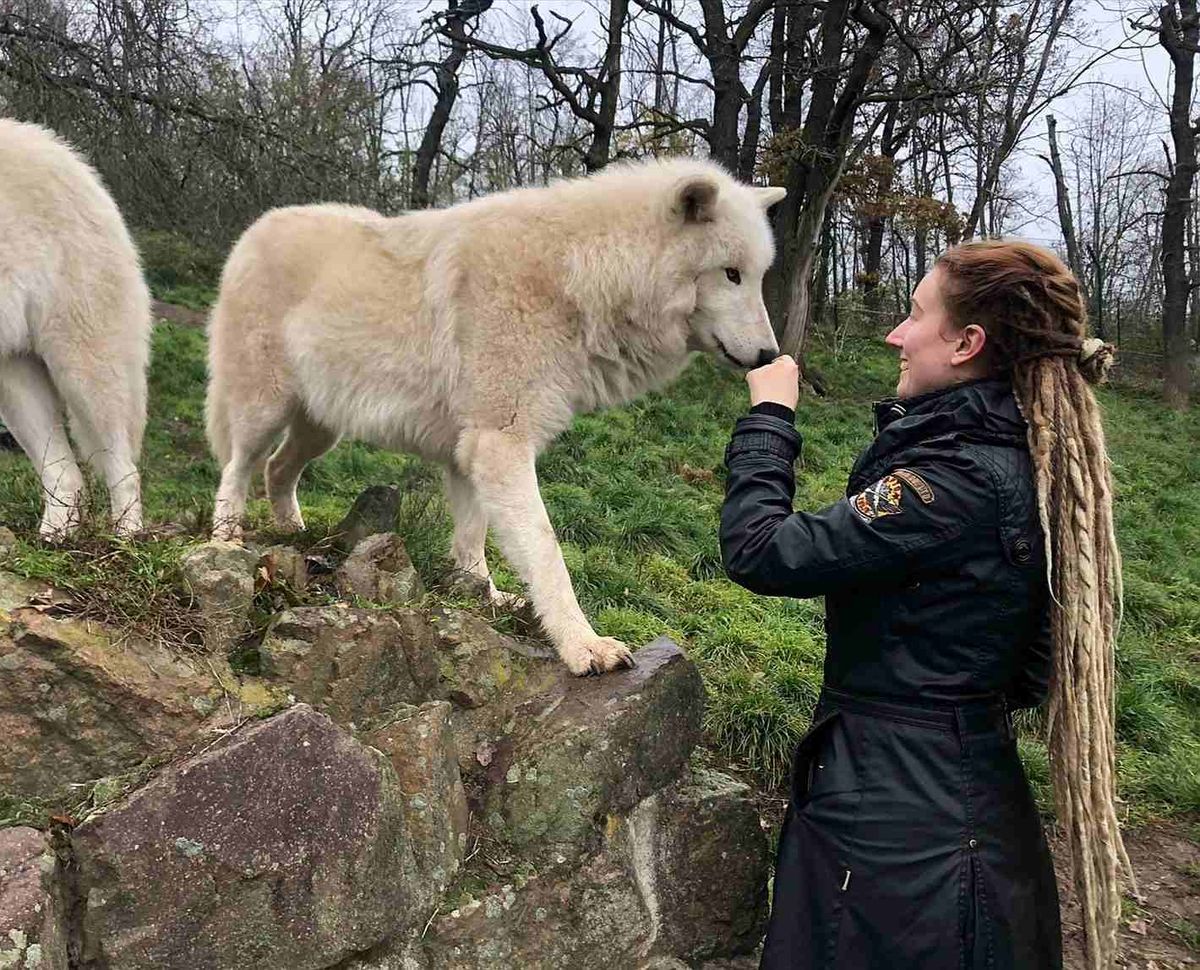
{"left": 755, "top": 348, "right": 778, "bottom": 368}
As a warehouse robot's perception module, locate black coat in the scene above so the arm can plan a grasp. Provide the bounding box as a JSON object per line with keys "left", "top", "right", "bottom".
{"left": 720, "top": 379, "right": 1062, "bottom": 970}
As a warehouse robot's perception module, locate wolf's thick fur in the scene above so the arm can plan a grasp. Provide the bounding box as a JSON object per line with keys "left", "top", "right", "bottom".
{"left": 207, "top": 159, "right": 782, "bottom": 674}
{"left": 0, "top": 120, "right": 150, "bottom": 537}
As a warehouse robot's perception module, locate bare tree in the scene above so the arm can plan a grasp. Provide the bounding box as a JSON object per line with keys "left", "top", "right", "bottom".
{"left": 954, "top": 0, "right": 1079, "bottom": 239}
{"left": 446, "top": 0, "right": 629, "bottom": 172}
{"left": 1044, "top": 113, "right": 1089, "bottom": 299}
{"left": 400, "top": 0, "right": 493, "bottom": 208}
{"left": 767, "top": 0, "right": 891, "bottom": 363}
{"left": 628, "top": 0, "right": 773, "bottom": 172}
{"left": 1151, "top": 0, "right": 1198, "bottom": 408}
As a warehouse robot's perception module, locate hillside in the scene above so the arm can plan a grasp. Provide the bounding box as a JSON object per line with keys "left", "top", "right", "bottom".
{"left": 1, "top": 320, "right": 1198, "bottom": 819}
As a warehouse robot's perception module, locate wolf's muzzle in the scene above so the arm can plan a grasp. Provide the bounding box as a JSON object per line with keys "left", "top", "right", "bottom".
{"left": 755, "top": 348, "right": 778, "bottom": 368}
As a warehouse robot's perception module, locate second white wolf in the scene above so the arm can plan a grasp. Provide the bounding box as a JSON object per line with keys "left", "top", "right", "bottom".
{"left": 206, "top": 159, "right": 784, "bottom": 675}
{"left": 0, "top": 120, "right": 150, "bottom": 539}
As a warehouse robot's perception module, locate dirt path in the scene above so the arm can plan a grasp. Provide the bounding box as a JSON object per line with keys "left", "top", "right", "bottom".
{"left": 1059, "top": 821, "right": 1199, "bottom": 968}
{"left": 152, "top": 299, "right": 207, "bottom": 328}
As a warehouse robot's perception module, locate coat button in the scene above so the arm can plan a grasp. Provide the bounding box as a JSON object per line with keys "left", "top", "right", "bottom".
{"left": 1013, "top": 538, "right": 1032, "bottom": 563}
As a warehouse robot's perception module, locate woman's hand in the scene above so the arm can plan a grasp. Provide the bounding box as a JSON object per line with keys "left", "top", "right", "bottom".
{"left": 747, "top": 355, "right": 800, "bottom": 409}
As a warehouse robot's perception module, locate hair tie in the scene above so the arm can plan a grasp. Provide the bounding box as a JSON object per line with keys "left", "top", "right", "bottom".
{"left": 1076, "top": 336, "right": 1115, "bottom": 385}
{"left": 1079, "top": 337, "right": 1106, "bottom": 364}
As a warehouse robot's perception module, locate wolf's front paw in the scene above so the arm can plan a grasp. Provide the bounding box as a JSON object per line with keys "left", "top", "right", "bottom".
{"left": 488, "top": 582, "right": 529, "bottom": 612}
{"left": 560, "top": 635, "right": 636, "bottom": 676}
{"left": 39, "top": 503, "right": 82, "bottom": 542}
{"left": 210, "top": 517, "right": 244, "bottom": 542}
{"left": 271, "top": 509, "right": 305, "bottom": 533}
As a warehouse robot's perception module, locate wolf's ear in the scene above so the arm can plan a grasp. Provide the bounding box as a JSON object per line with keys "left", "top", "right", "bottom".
{"left": 755, "top": 186, "right": 787, "bottom": 209}
{"left": 675, "top": 176, "right": 719, "bottom": 223}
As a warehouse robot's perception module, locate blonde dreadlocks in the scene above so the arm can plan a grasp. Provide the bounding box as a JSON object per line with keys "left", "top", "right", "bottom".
{"left": 936, "top": 240, "right": 1132, "bottom": 970}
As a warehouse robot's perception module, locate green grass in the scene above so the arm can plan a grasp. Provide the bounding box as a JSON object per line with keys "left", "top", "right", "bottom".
{"left": 1, "top": 325, "right": 1198, "bottom": 820}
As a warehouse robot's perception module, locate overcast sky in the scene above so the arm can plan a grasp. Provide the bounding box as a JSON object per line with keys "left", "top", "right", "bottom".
{"left": 1009, "top": 0, "right": 1171, "bottom": 243}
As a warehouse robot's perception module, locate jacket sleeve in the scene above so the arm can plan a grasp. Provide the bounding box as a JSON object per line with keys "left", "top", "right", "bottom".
{"left": 719, "top": 414, "right": 999, "bottom": 598}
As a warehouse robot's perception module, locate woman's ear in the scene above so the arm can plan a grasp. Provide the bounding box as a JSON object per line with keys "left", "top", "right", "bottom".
{"left": 953, "top": 323, "right": 988, "bottom": 366}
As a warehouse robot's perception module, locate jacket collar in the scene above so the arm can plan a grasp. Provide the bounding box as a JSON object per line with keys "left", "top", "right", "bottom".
{"left": 853, "top": 379, "right": 1026, "bottom": 485}
{"left": 872, "top": 378, "right": 1024, "bottom": 437}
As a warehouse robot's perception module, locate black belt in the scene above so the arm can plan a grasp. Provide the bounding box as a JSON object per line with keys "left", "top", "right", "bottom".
{"left": 818, "top": 686, "right": 1013, "bottom": 740}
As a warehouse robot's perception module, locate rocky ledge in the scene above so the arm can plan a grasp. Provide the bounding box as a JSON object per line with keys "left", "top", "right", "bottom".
{"left": 0, "top": 532, "right": 768, "bottom": 970}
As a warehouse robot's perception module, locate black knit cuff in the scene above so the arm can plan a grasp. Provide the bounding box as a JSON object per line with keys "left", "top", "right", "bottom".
{"left": 750, "top": 402, "right": 796, "bottom": 424}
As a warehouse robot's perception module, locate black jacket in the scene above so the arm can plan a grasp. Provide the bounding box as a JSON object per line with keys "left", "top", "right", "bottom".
{"left": 721, "top": 380, "right": 1062, "bottom": 969}
{"left": 720, "top": 378, "right": 1051, "bottom": 709}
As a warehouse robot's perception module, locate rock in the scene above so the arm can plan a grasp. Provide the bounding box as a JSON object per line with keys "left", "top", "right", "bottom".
{"left": 332, "top": 486, "right": 401, "bottom": 554}
{"left": 479, "top": 637, "right": 704, "bottom": 867}
{"left": 0, "top": 827, "right": 68, "bottom": 970}
{"left": 366, "top": 701, "right": 469, "bottom": 896}
{"left": 425, "top": 834, "right": 653, "bottom": 970}
{"left": 0, "top": 610, "right": 231, "bottom": 802}
{"left": 443, "top": 569, "right": 491, "bottom": 603}
{"left": 0, "top": 572, "right": 41, "bottom": 613}
{"left": 337, "top": 534, "right": 424, "bottom": 605}
{"left": 431, "top": 610, "right": 557, "bottom": 712}
{"left": 0, "top": 527, "right": 16, "bottom": 559}
{"left": 335, "top": 936, "right": 430, "bottom": 969}
{"left": 426, "top": 610, "right": 560, "bottom": 781}
{"left": 420, "top": 767, "right": 765, "bottom": 969}
{"left": 630, "top": 768, "right": 769, "bottom": 962}
{"left": 259, "top": 606, "right": 440, "bottom": 728}
{"left": 179, "top": 540, "right": 258, "bottom": 648}
{"left": 73, "top": 705, "right": 426, "bottom": 970}
{"left": 260, "top": 545, "right": 307, "bottom": 592}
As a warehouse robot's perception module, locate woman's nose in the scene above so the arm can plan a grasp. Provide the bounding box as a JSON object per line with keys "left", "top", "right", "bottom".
{"left": 885, "top": 320, "right": 908, "bottom": 348}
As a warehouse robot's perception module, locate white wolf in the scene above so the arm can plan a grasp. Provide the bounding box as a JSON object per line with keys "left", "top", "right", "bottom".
{"left": 207, "top": 159, "right": 783, "bottom": 674}
{"left": 0, "top": 120, "right": 151, "bottom": 538}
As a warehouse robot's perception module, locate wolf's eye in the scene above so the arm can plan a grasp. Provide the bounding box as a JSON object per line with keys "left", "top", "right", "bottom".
{"left": 725, "top": 268, "right": 741, "bottom": 285}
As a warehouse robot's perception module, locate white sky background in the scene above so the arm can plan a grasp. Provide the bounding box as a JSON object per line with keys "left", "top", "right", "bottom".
{"left": 1010, "top": 0, "right": 1172, "bottom": 244}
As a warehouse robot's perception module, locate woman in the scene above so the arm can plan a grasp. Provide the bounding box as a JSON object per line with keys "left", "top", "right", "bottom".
{"left": 721, "top": 240, "right": 1129, "bottom": 970}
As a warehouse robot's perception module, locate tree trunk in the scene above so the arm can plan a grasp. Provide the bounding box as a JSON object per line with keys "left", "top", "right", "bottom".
{"left": 1161, "top": 0, "right": 1198, "bottom": 409}
{"left": 772, "top": 0, "right": 890, "bottom": 362}
{"left": 412, "top": 39, "right": 466, "bottom": 208}
{"left": 1045, "top": 114, "right": 1089, "bottom": 299}
{"left": 413, "top": 0, "right": 493, "bottom": 209}
{"left": 584, "top": 0, "right": 628, "bottom": 172}
{"left": 738, "top": 63, "right": 770, "bottom": 181}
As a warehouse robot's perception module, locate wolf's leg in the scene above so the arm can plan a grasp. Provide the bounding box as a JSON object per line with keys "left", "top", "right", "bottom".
{"left": 463, "top": 429, "right": 634, "bottom": 675}
{"left": 0, "top": 354, "right": 85, "bottom": 539}
{"left": 443, "top": 467, "right": 526, "bottom": 609}
{"left": 213, "top": 403, "right": 292, "bottom": 541}
{"left": 265, "top": 411, "right": 340, "bottom": 531}
{"left": 58, "top": 375, "right": 143, "bottom": 537}
{"left": 76, "top": 421, "right": 141, "bottom": 536}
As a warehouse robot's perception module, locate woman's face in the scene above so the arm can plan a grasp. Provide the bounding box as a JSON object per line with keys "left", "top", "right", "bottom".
{"left": 885, "top": 267, "right": 986, "bottom": 399}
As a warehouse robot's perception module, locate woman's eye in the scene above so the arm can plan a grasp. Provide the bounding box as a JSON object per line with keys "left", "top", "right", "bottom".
{"left": 725, "top": 268, "right": 741, "bottom": 285}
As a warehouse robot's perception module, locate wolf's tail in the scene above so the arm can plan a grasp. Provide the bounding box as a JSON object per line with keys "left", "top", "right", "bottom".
{"left": 205, "top": 385, "right": 231, "bottom": 468}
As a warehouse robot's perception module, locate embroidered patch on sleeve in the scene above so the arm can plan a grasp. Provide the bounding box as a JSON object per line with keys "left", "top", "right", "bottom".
{"left": 848, "top": 469, "right": 936, "bottom": 523}
{"left": 892, "top": 468, "right": 935, "bottom": 504}
{"left": 849, "top": 475, "right": 905, "bottom": 522}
